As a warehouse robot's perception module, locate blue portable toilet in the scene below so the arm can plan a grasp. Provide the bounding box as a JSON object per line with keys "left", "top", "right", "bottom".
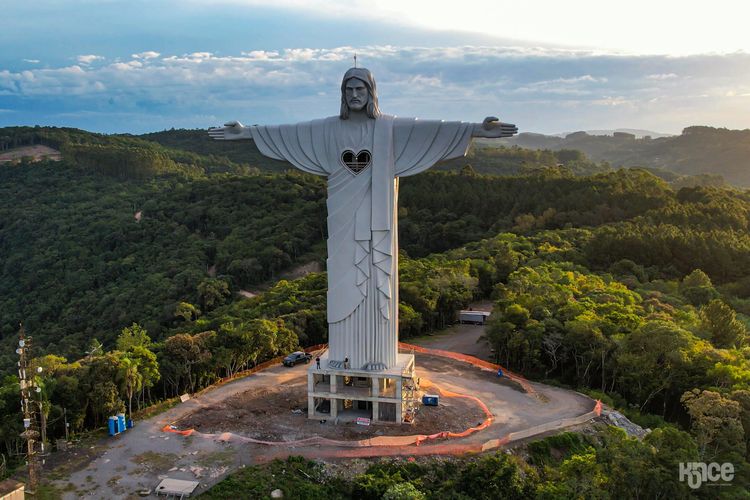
{"left": 422, "top": 394, "right": 439, "bottom": 406}
{"left": 108, "top": 416, "right": 119, "bottom": 436}
{"left": 117, "top": 413, "right": 126, "bottom": 433}
{"left": 127, "top": 418, "right": 134, "bottom": 429}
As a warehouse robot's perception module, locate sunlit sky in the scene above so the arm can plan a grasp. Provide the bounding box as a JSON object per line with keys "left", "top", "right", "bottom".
{"left": 2, "top": 0, "right": 750, "bottom": 134}
{"left": 219, "top": 0, "right": 750, "bottom": 55}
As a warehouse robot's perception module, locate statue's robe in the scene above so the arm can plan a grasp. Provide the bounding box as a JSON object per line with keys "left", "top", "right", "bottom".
{"left": 251, "top": 115, "right": 473, "bottom": 370}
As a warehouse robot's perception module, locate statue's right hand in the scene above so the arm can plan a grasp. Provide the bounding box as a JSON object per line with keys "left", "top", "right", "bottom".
{"left": 208, "top": 120, "right": 253, "bottom": 141}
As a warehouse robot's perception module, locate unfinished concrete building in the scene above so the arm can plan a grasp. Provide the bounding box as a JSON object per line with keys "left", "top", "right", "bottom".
{"left": 307, "top": 351, "right": 418, "bottom": 423}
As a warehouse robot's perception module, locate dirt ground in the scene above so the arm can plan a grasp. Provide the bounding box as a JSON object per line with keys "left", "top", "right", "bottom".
{"left": 176, "top": 367, "right": 487, "bottom": 441}
{"left": 0, "top": 145, "right": 62, "bottom": 162}
{"left": 48, "top": 309, "right": 593, "bottom": 499}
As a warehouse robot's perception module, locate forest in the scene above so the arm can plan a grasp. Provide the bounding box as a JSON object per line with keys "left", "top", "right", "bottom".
{"left": 1, "top": 125, "right": 749, "bottom": 494}
{"left": 502, "top": 125, "right": 750, "bottom": 186}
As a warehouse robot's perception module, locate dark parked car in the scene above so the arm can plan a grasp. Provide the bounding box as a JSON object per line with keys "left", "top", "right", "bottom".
{"left": 283, "top": 351, "right": 312, "bottom": 367}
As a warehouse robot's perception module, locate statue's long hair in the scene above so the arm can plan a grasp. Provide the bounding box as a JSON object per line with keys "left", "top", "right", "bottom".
{"left": 340, "top": 67, "right": 381, "bottom": 120}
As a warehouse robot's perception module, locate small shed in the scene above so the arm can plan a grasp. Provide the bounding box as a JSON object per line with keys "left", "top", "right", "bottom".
{"left": 459, "top": 310, "right": 491, "bottom": 325}
{"left": 155, "top": 478, "right": 200, "bottom": 498}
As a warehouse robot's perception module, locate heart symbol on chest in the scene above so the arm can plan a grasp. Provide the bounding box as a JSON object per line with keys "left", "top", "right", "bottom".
{"left": 340, "top": 149, "right": 372, "bottom": 175}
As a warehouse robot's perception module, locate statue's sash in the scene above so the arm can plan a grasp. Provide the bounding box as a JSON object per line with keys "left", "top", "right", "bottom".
{"left": 371, "top": 115, "right": 395, "bottom": 232}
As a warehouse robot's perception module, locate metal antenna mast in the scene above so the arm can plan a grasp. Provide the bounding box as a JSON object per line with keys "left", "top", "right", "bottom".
{"left": 17, "top": 324, "right": 42, "bottom": 494}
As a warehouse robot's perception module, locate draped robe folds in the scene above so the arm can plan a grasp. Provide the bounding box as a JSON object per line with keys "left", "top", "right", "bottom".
{"left": 251, "top": 115, "right": 474, "bottom": 370}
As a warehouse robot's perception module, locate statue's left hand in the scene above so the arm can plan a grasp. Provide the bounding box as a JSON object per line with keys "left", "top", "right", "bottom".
{"left": 475, "top": 117, "right": 518, "bottom": 138}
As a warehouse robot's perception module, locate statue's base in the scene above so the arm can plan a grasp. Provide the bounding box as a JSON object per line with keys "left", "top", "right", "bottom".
{"left": 307, "top": 351, "right": 418, "bottom": 424}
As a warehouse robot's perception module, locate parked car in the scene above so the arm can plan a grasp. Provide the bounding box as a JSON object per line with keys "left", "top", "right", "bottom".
{"left": 283, "top": 351, "right": 312, "bottom": 367}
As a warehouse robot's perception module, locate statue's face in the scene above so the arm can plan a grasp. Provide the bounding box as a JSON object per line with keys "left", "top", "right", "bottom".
{"left": 345, "top": 78, "right": 369, "bottom": 111}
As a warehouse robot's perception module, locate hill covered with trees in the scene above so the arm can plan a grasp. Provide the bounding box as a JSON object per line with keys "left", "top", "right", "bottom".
{"left": 1, "top": 125, "right": 750, "bottom": 493}
{"left": 500, "top": 126, "right": 750, "bottom": 186}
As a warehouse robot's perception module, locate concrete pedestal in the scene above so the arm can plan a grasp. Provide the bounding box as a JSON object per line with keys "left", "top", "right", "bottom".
{"left": 308, "top": 351, "right": 416, "bottom": 424}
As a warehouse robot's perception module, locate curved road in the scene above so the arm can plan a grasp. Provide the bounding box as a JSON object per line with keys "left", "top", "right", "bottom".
{"left": 55, "top": 326, "right": 592, "bottom": 498}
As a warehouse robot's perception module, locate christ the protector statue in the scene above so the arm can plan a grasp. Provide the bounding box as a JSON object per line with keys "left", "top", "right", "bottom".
{"left": 209, "top": 67, "right": 517, "bottom": 372}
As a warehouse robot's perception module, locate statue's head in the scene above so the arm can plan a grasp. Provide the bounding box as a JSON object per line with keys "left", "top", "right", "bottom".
{"left": 340, "top": 67, "right": 381, "bottom": 120}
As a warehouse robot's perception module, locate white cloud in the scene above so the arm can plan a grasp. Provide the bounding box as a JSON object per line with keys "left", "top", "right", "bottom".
{"left": 407, "top": 75, "right": 442, "bottom": 87}
{"left": 132, "top": 51, "right": 161, "bottom": 60}
{"left": 2, "top": 45, "right": 750, "bottom": 133}
{"left": 241, "top": 50, "right": 280, "bottom": 60}
{"left": 514, "top": 75, "right": 608, "bottom": 95}
{"left": 2, "top": 47, "right": 744, "bottom": 103}
{"left": 22, "top": 59, "right": 40, "bottom": 64}
{"left": 77, "top": 54, "right": 105, "bottom": 65}
{"left": 110, "top": 61, "right": 142, "bottom": 70}
{"left": 646, "top": 73, "right": 678, "bottom": 80}
{"left": 591, "top": 96, "right": 632, "bottom": 107}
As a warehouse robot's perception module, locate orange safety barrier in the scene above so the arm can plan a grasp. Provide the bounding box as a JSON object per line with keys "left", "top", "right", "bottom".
{"left": 164, "top": 402, "right": 601, "bottom": 457}
{"left": 398, "top": 342, "right": 536, "bottom": 395}
{"left": 413, "top": 379, "right": 494, "bottom": 444}
{"left": 164, "top": 376, "right": 494, "bottom": 448}
{"left": 162, "top": 342, "right": 603, "bottom": 459}
{"left": 162, "top": 424, "right": 194, "bottom": 436}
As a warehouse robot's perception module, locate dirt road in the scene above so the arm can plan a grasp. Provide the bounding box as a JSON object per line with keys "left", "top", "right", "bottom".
{"left": 56, "top": 363, "right": 310, "bottom": 498}
{"left": 407, "top": 300, "right": 494, "bottom": 360}
{"left": 51, "top": 318, "right": 593, "bottom": 498}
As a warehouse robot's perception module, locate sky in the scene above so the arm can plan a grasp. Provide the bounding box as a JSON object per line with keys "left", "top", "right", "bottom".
{"left": 2, "top": 0, "right": 750, "bottom": 135}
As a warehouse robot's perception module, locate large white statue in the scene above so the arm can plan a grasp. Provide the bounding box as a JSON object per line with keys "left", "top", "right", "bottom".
{"left": 210, "top": 67, "right": 517, "bottom": 371}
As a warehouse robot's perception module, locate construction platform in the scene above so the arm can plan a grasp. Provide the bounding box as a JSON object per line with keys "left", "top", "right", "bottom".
{"left": 307, "top": 351, "right": 418, "bottom": 424}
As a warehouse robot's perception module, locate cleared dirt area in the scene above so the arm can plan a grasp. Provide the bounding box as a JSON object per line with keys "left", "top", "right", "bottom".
{"left": 280, "top": 260, "right": 323, "bottom": 281}
{"left": 416, "top": 352, "right": 522, "bottom": 393}
{"left": 0, "top": 145, "right": 61, "bottom": 162}
{"left": 50, "top": 316, "right": 594, "bottom": 499}
{"left": 408, "top": 300, "right": 495, "bottom": 360}
{"left": 176, "top": 368, "right": 486, "bottom": 440}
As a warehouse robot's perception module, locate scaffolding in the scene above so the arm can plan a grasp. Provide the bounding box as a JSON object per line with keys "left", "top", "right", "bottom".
{"left": 401, "top": 360, "right": 419, "bottom": 424}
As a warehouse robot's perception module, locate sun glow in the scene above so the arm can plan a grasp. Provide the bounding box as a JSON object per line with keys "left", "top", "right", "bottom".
{"left": 208, "top": 0, "right": 750, "bottom": 55}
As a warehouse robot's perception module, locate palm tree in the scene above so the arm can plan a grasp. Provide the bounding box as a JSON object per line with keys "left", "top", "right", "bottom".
{"left": 117, "top": 356, "right": 142, "bottom": 420}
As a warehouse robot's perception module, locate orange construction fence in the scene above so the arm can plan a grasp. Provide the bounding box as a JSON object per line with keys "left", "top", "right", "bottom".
{"left": 398, "top": 342, "right": 536, "bottom": 395}
{"left": 163, "top": 375, "right": 494, "bottom": 448}
{"left": 162, "top": 342, "right": 602, "bottom": 458}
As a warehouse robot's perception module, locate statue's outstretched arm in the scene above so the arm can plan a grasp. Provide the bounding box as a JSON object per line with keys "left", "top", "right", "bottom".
{"left": 208, "top": 120, "right": 254, "bottom": 141}
{"left": 472, "top": 116, "right": 518, "bottom": 138}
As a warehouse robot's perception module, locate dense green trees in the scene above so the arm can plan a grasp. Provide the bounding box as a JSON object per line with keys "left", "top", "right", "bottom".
{"left": 700, "top": 299, "right": 748, "bottom": 349}
{"left": 399, "top": 168, "right": 672, "bottom": 257}
{"left": 204, "top": 420, "right": 747, "bottom": 499}
{"left": 681, "top": 389, "right": 746, "bottom": 460}
{"left": 0, "top": 160, "right": 326, "bottom": 371}
{"left": 3, "top": 125, "right": 750, "bottom": 492}
{"left": 502, "top": 125, "right": 750, "bottom": 186}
